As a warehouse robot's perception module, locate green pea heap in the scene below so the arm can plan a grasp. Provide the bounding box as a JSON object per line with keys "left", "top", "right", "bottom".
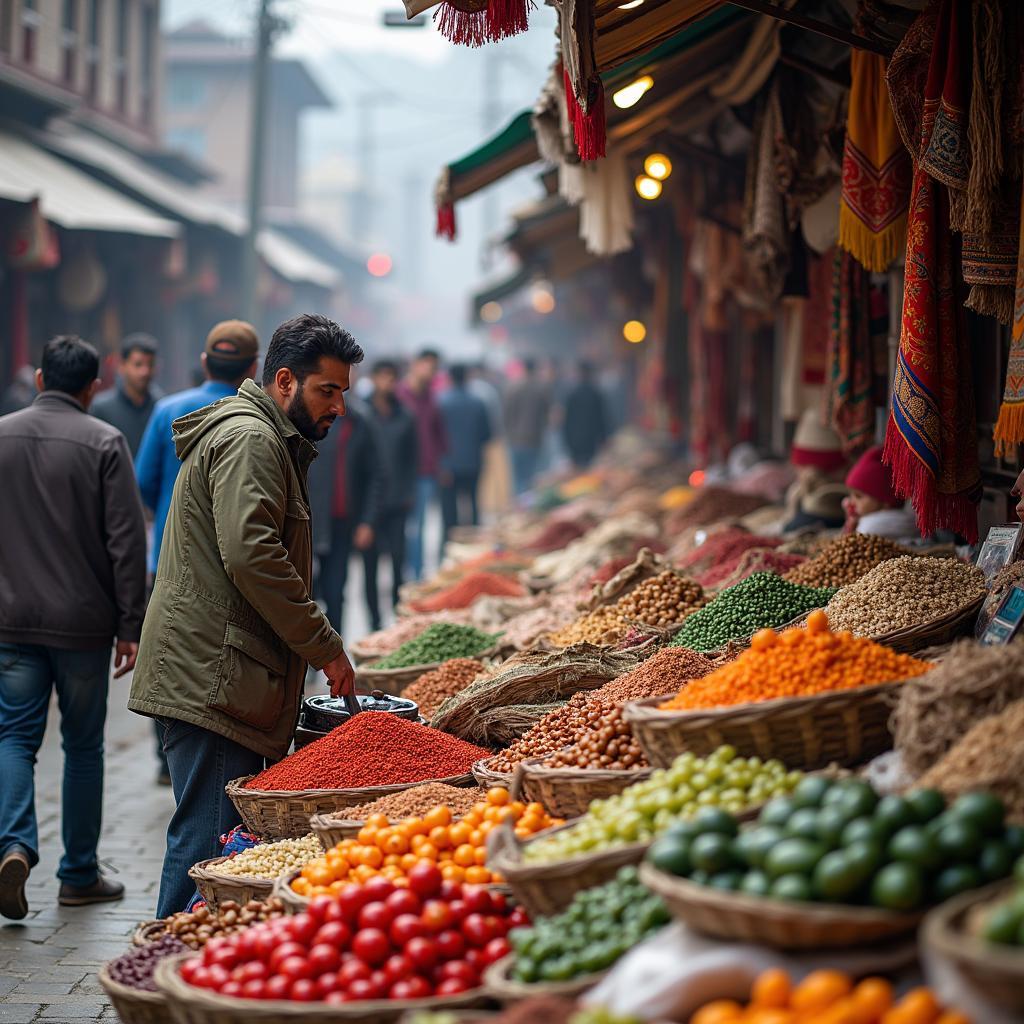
{"left": 370, "top": 623, "right": 501, "bottom": 670}
{"left": 670, "top": 573, "right": 836, "bottom": 652}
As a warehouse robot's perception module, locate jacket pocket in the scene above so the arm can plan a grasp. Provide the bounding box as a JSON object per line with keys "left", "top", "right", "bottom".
{"left": 208, "top": 622, "right": 289, "bottom": 732}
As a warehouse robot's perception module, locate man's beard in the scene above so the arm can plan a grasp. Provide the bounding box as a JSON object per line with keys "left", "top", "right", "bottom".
{"left": 287, "top": 382, "right": 335, "bottom": 441}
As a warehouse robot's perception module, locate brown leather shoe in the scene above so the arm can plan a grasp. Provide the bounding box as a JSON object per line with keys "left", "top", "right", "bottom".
{"left": 0, "top": 846, "right": 30, "bottom": 920}
{"left": 58, "top": 875, "right": 125, "bottom": 907}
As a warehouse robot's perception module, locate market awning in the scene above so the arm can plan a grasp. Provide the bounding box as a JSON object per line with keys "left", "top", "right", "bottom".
{"left": 471, "top": 264, "right": 533, "bottom": 324}
{"left": 594, "top": 0, "right": 726, "bottom": 72}
{"left": 0, "top": 129, "right": 179, "bottom": 238}
{"left": 258, "top": 230, "right": 340, "bottom": 290}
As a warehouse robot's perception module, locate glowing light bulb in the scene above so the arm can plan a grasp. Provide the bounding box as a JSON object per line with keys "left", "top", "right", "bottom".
{"left": 635, "top": 174, "right": 662, "bottom": 200}
{"left": 480, "top": 301, "right": 503, "bottom": 323}
{"left": 618, "top": 0, "right": 644, "bottom": 8}
{"left": 612, "top": 75, "right": 653, "bottom": 110}
{"left": 623, "top": 320, "right": 647, "bottom": 343}
{"left": 644, "top": 153, "right": 672, "bottom": 181}
{"left": 531, "top": 286, "right": 555, "bottom": 314}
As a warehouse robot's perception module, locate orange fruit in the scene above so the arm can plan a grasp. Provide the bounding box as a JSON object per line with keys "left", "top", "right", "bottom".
{"left": 525, "top": 802, "right": 546, "bottom": 817}
{"left": 449, "top": 822, "right": 472, "bottom": 846}
{"left": 291, "top": 877, "right": 311, "bottom": 895}
{"left": 751, "top": 969, "right": 791, "bottom": 1009}
{"left": 453, "top": 844, "right": 477, "bottom": 868}
{"left": 934, "top": 1014, "right": 971, "bottom": 1024}
{"left": 403, "top": 816, "right": 429, "bottom": 837}
{"left": 474, "top": 846, "right": 487, "bottom": 866}
{"left": 464, "top": 865, "right": 491, "bottom": 885}
{"left": 884, "top": 989, "right": 941, "bottom": 1024}
{"left": 357, "top": 826, "right": 377, "bottom": 846}
{"left": 690, "top": 1000, "right": 744, "bottom": 1024}
{"left": 366, "top": 813, "right": 390, "bottom": 830}
{"left": 469, "top": 829, "right": 485, "bottom": 847}
{"left": 745, "top": 1012, "right": 797, "bottom": 1024}
{"left": 486, "top": 787, "right": 510, "bottom": 806}
{"left": 423, "top": 805, "right": 452, "bottom": 829}
{"left": 384, "top": 833, "right": 409, "bottom": 856}
{"left": 401, "top": 853, "right": 420, "bottom": 871}
{"left": 416, "top": 842, "right": 439, "bottom": 861}
{"left": 791, "top": 971, "right": 853, "bottom": 1013}
{"left": 851, "top": 979, "right": 894, "bottom": 1018}
{"left": 440, "top": 863, "right": 465, "bottom": 882}
{"left": 359, "top": 846, "right": 384, "bottom": 869}
{"left": 429, "top": 826, "right": 451, "bottom": 850}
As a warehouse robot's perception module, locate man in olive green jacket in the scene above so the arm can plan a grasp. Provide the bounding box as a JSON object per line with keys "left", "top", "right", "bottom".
{"left": 129, "top": 313, "right": 361, "bottom": 915}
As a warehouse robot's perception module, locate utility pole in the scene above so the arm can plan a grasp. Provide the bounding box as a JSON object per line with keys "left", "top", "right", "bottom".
{"left": 353, "top": 93, "right": 396, "bottom": 246}
{"left": 480, "top": 49, "right": 501, "bottom": 269}
{"left": 240, "top": 0, "right": 276, "bottom": 326}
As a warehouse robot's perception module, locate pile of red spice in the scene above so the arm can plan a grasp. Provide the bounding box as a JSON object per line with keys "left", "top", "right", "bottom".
{"left": 678, "top": 528, "right": 782, "bottom": 578}
{"left": 410, "top": 571, "right": 525, "bottom": 612}
{"left": 701, "top": 548, "right": 806, "bottom": 591}
{"left": 245, "top": 714, "right": 489, "bottom": 791}
{"left": 525, "top": 518, "right": 590, "bottom": 553}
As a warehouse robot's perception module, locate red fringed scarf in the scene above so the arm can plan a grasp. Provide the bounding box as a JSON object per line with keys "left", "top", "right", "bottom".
{"left": 436, "top": 203, "right": 456, "bottom": 241}
{"left": 563, "top": 69, "right": 606, "bottom": 162}
{"left": 884, "top": 0, "right": 980, "bottom": 542}
{"left": 434, "top": 0, "right": 533, "bottom": 46}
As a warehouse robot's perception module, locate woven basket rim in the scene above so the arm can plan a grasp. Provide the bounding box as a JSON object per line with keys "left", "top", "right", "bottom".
{"left": 98, "top": 961, "right": 167, "bottom": 1004}
{"left": 132, "top": 920, "right": 167, "bottom": 947}
{"left": 472, "top": 756, "right": 514, "bottom": 780}
{"left": 188, "top": 856, "right": 277, "bottom": 888}
{"left": 155, "top": 951, "right": 488, "bottom": 1017}
{"left": 360, "top": 645, "right": 502, "bottom": 678}
{"left": 638, "top": 861, "right": 923, "bottom": 927}
{"left": 519, "top": 753, "right": 652, "bottom": 785}
{"left": 482, "top": 953, "right": 607, "bottom": 999}
{"left": 868, "top": 592, "right": 985, "bottom": 644}
{"left": 226, "top": 771, "right": 477, "bottom": 802}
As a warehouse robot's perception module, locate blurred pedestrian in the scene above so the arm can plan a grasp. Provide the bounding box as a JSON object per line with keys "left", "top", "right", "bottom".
{"left": 91, "top": 333, "right": 162, "bottom": 457}
{"left": 364, "top": 361, "right": 418, "bottom": 626}
{"left": 439, "top": 365, "right": 491, "bottom": 539}
{"left": 0, "top": 366, "right": 35, "bottom": 416}
{"left": 0, "top": 336, "right": 146, "bottom": 919}
{"left": 134, "top": 321, "right": 259, "bottom": 785}
{"left": 398, "top": 349, "right": 447, "bottom": 579}
{"left": 308, "top": 395, "right": 383, "bottom": 636}
{"left": 503, "top": 358, "right": 551, "bottom": 495}
{"left": 563, "top": 361, "right": 609, "bottom": 469}
{"left": 130, "top": 314, "right": 360, "bottom": 917}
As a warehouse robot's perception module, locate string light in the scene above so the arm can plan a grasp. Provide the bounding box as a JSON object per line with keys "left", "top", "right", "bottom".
{"left": 635, "top": 175, "right": 662, "bottom": 200}
{"left": 623, "top": 320, "right": 647, "bottom": 343}
{"left": 480, "top": 301, "right": 503, "bottom": 323}
{"left": 531, "top": 284, "right": 555, "bottom": 314}
{"left": 618, "top": 0, "right": 644, "bottom": 7}
{"left": 612, "top": 75, "right": 653, "bottom": 109}
{"left": 644, "top": 153, "right": 673, "bottom": 181}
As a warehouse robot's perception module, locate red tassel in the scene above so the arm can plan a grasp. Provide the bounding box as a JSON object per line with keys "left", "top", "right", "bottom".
{"left": 434, "top": 2, "right": 488, "bottom": 47}
{"left": 436, "top": 203, "right": 457, "bottom": 241}
{"left": 486, "top": 0, "right": 532, "bottom": 39}
{"left": 563, "top": 69, "right": 606, "bottom": 161}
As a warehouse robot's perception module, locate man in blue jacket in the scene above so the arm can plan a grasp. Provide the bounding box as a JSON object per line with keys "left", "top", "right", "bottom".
{"left": 438, "top": 364, "right": 491, "bottom": 541}
{"left": 134, "top": 320, "right": 258, "bottom": 782}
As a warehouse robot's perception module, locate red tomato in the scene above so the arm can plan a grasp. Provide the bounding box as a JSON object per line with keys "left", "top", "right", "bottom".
{"left": 489, "top": 891, "right": 508, "bottom": 914}
{"left": 438, "top": 960, "right": 478, "bottom": 985}
{"left": 286, "top": 913, "right": 319, "bottom": 946}
{"left": 404, "top": 936, "right": 439, "bottom": 972}
{"left": 220, "top": 980, "right": 244, "bottom": 998}
{"left": 180, "top": 959, "right": 200, "bottom": 984}
{"left": 385, "top": 888, "right": 422, "bottom": 917}
{"left": 187, "top": 965, "right": 211, "bottom": 989}
{"left": 437, "top": 976, "right": 471, "bottom": 995}
{"left": 315, "top": 972, "right": 342, "bottom": 999}
{"left": 383, "top": 953, "right": 414, "bottom": 986}
{"left": 390, "top": 976, "right": 433, "bottom": 1000}
{"left": 325, "top": 991, "right": 351, "bottom": 1004}
{"left": 338, "top": 883, "right": 371, "bottom": 923}
{"left": 290, "top": 978, "right": 319, "bottom": 1002}
{"left": 264, "top": 975, "right": 291, "bottom": 1000}
{"left": 357, "top": 901, "right": 395, "bottom": 932}
{"left": 338, "top": 960, "right": 371, "bottom": 987}
{"left": 390, "top": 912, "right": 426, "bottom": 947}
{"left": 447, "top": 899, "right": 469, "bottom": 924}
{"left": 238, "top": 960, "right": 268, "bottom": 983}
{"left": 508, "top": 907, "right": 530, "bottom": 929}
{"left": 351, "top": 928, "right": 391, "bottom": 966}
{"left": 313, "top": 921, "right": 352, "bottom": 950}
{"left": 208, "top": 945, "right": 239, "bottom": 971}
{"left": 483, "top": 937, "right": 511, "bottom": 964}
{"left": 484, "top": 914, "right": 508, "bottom": 938}
{"left": 421, "top": 899, "right": 454, "bottom": 933}
{"left": 369, "top": 970, "right": 390, "bottom": 995}
{"left": 234, "top": 930, "right": 259, "bottom": 961}
{"left": 268, "top": 943, "right": 307, "bottom": 974}
{"left": 461, "top": 913, "right": 492, "bottom": 948}
{"left": 278, "top": 956, "right": 313, "bottom": 982}
{"left": 464, "top": 949, "right": 486, "bottom": 971}
{"left": 362, "top": 876, "right": 396, "bottom": 903}
{"left": 435, "top": 929, "right": 466, "bottom": 960}
{"left": 252, "top": 929, "right": 278, "bottom": 962}
{"left": 407, "top": 862, "right": 443, "bottom": 898}
{"left": 240, "top": 979, "right": 267, "bottom": 1000}
{"left": 307, "top": 943, "right": 341, "bottom": 976}
{"left": 308, "top": 895, "right": 336, "bottom": 923}
{"left": 439, "top": 880, "right": 463, "bottom": 901}
{"left": 205, "top": 965, "right": 230, "bottom": 990}
{"left": 462, "top": 886, "right": 493, "bottom": 915}
{"left": 346, "top": 977, "right": 377, "bottom": 1002}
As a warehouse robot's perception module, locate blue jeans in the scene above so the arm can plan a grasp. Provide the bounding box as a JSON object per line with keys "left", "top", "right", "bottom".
{"left": 157, "top": 718, "right": 264, "bottom": 917}
{"left": 510, "top": 447, "right": 541, "bottom": 496}
{"left": 407, "top": 475, "right": 438, "bottom": 581}
{"left": 0, "top": 642, "right": 111, "bottom": 888}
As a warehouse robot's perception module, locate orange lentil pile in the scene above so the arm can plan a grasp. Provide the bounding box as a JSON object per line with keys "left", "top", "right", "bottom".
{"left": 658, "top": 611, "right": 931, "bottom": 711}
{"left": 410, "top": 571, "right": 526, "bottom": 613}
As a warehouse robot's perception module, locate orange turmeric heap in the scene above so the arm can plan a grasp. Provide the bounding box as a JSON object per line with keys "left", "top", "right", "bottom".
{"left": 659, "top": 610, "right": 930, "bottom": 711}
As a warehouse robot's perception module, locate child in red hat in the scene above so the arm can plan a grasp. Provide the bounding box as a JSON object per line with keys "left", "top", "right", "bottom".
{"left": 844, "top": 446, "right": 920, "bottom": 542}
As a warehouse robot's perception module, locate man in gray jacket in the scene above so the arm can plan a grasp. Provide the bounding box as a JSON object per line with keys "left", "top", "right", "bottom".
{"left": 0, "top": 336, "right": 146, "bottom": 920}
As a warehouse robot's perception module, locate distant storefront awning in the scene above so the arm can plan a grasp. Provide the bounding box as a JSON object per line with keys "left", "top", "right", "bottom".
{"left": 0, "top": 129, "right": 179, "bottom": 238}
{"left": 470, "top": 264, "right": 533, "bottom": 324}
{"left": 258, "top": 230, "right": 340, "bottom": 290}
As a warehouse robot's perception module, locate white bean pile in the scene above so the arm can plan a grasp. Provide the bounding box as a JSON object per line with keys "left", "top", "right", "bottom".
{"left": 214, "top": 834, "right": 323, "bottom": 880}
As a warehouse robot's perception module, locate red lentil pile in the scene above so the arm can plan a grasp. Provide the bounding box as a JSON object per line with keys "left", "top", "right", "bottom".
{"left": 244, "top": 714, "right": 489, "bottom": 791}
{"left": 403, "top": 658, "right": 486, "bottom": 718}
{"left": 700, "top": 548, "right": 806, "bottom": 591}
{"left": 410, "top": 572, "right": 525, "bottom": 613}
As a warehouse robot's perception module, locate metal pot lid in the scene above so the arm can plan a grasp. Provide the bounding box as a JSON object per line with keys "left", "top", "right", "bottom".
{"left": 300, "top": 691, "right": 420, "bottom": 734}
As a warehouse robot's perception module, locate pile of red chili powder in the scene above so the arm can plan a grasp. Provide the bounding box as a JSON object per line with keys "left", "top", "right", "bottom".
{"left": 410, "top": 571, "right": 525, "bottom": 613}
{"left": 244, "top": 714, "right": 490, "bottom": 791}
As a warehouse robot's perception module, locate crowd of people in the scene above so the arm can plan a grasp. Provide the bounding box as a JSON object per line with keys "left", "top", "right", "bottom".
{"left": 0, "top": 315, "right": 615, "bottom": 921}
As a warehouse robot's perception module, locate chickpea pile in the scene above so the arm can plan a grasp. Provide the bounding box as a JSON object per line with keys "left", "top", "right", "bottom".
{"left": 214, "top": 834, "right": 323, "bottom": 881}
{"left": 162, "top": 898, "right": 285, "bottom": 949}
{"left": 659, "top": 610, "right": 931, "bottom": 711}
{"left": 543, "top": 705, "right": 648, "bottom": 771}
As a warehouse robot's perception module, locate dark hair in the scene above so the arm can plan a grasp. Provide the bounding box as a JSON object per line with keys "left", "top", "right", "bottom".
{"left": 206, "top": 353, "right": 253, "bottom": 383}
{"left": 262, "top": 314, "right": 364, "bottom": 386}
{"left": 417, "top": 348, "right": 440, "bottom": 363}
{"left": 41, "top": 335, "right": 99, "bottom": 396}
{"left": 450, "top": 364, "right": 468, "bottom": 387}
{"left": 523, "top": 357, "right": 537, "bottom": 374}
{"left": 372, "top": 359, "right": 399, "bottom": 376}
{"left": 121, "top": 333, "right": 158, "bottom": 360}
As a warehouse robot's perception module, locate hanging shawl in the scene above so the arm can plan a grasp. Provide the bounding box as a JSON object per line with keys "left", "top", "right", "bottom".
{"left": 838, "top": 48, "right": 912, "bottom": 272}
{"left": 993, "top": 174, "right": 1024, "bottom": 455}
{"left": 577, "top": 150, "right": 635, "bottom": 256}
{"left": 884, "top": 0, "right": 981, "bottom": 542}
{"left": 558, "top": 0, "right": 605, "bottom": 161}
{"left": 434, "top": 0, "right": 533, "bottom": 46}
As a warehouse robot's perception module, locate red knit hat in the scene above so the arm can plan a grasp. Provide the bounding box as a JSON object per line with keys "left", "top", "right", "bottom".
{"left": 845, "top": 446, "right": 901, "bottom": 508}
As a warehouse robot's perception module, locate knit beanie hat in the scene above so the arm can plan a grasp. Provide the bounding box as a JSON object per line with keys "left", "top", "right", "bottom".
{"left": 845, "top": 446, "right": 901, "bottom": 508}
{"left": 791, "top": 409, "right": 845, "bottom": 472}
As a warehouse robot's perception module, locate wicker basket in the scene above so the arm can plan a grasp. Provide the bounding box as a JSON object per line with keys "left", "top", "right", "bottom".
{"left": 308, "top": 813, "right": 365, "bottom": 850}
{"left": 155, "top": 953, "right": 489, "bottom": 1023}
{"left": 638, "top": 862, "right": 921, "bottom": 950}
{"left": 226, "top": 772, "right": 476, "bottom": 840}
{"left": 519, "top": 755, "right": 651, "bottom": 820}
{"left": 472, "top": 757, "right": 515, "bottom": 791}
{"left": 486, "top": 822, "right": 647, "bottom": 919}
{"left": 133, "top": 920, "right": 167, "bottom": 947}
{"left": 483, "top": 954, "right": 606, "bottom": 1003}
{"left": 623, "top": 679, "right": 908, "bottom": 771}
{"left": 187, "top": 857, "right": 275, "bottom": 910}
{"left": 923, "top": 880, "right": 1024, "bottom": 1014}
{"left": 99, "top": 963, "right": 174, "bottom": 1024}
{"left": 871, "top": 595, "right": 985, "bottom": 654}
{"left": 271, "top": 867, "right": 312, "bottom": 915}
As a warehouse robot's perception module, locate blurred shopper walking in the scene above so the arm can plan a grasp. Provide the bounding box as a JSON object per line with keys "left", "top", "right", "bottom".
{"left": 91, "top": 333, "right": 162, "bottom": 457}
{"left": 364, "top": 361, "right": 418, "bottom": 626}
{"left": 564, "top": 361, "right": 610, "bottom": 469}
{"left": 308, "top": 396, "right": 383, "bottom": 635}
{"left": 134, "top": 321, "right": 259, "bottom": 785}
{"left": 504, "top": 358, "right": 551, "bottom": 495}
{"left": 129, "top": 314, "right": 359, "bottom": 917}
{"left": 398, "top": 349, "right": 447, "bottom": 579}
{"left": 439, "top": 365, "right": 492, "bottom": 539}
{"left": 0, "top": 336, "right": 146, "bottom": 920}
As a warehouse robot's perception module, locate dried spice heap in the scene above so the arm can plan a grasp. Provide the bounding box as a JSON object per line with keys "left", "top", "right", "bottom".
{"left": 784, "top": 533, "right": 913, "bottom": 589}
{"left": 599, "top": 646, "right": 716, "bottom": 703}
{"left": 404, "top": 658, "right": 486, "bottom": 719}
{"left": 370, "top": 622, "right": 500, "bottom": 669}
{"left": 700, "top": 548, "right": 806, "bottom": 592}
{"left": 245, "top": 714, "right": 489, "bottom": 791}
{"left": 409, "top": 571, "right": 525, "bottom": 612}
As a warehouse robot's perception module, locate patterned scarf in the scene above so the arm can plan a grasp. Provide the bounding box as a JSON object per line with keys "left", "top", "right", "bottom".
{"left": 838, "top": 49, "right": 912, "bottom": 272}
{"left": 994, "top": 174, "right": 1024, "bottom": 456}
{"left": 884, "top": 0, "right": 981, "bottom": 542}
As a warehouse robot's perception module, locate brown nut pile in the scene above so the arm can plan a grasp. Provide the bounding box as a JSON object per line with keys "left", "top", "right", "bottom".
{"left": 404, "top": 658, "right": 486, "bottom": 719}
{"left": 546, "top": 605, "right": 627, "bottom": 647}
{"left": 489, "top": 691, "right": 605, "bottom": 772}
{"left": 163, "top": 898, "right": 285, "bottom": 950}
{"left": 345, "top": 782, "right": 483, "bottom": 821}
{"left": 600, "top": 646, "right": 717, "bottom": 703}
{"left": 784, "top": 533, "right": 913, "bottom": 589}
{"left": 542, "top": 705, "right": 648, "bottom": 771}
{"left": 824, "top": 555, "right": 986, "bottom": 636}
